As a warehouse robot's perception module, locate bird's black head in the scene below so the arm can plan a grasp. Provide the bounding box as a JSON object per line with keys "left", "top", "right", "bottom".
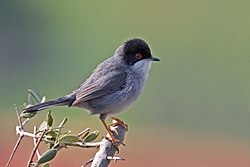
{"left": 122, "top": 38, "right": 159, "bottom": 66}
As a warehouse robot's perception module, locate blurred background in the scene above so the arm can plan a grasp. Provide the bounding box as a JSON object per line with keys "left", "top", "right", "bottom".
{"left": 1, "top": 0, "right": 249, "bottom": 167}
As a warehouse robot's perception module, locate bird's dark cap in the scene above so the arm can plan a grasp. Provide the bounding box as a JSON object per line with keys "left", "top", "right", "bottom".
{"left": 123, "top": 38, "right": 158, "bottom": 65}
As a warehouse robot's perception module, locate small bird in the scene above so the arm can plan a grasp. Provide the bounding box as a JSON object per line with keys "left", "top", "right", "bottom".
{"left": 23, "top": 38, "right": 160, "bottom": 145}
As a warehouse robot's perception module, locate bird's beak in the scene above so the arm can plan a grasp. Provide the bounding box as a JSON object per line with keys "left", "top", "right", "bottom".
{"left": 151, "top": 56, "right": 160, "bottom": 61}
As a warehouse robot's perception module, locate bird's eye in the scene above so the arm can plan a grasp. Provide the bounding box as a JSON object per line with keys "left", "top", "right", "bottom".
{"left": 135, "top": 53, "right": 142, "bottom": 60}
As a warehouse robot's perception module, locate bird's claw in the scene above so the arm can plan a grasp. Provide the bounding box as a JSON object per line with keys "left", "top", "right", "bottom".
{"left": 111, "top": 117, "right": 128, "bottom": 131}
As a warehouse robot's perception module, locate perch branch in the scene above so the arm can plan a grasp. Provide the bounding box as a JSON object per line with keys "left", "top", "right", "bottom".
{"left": 33, "top": 126, "right": 41, "bottom": 159}
{"left": 90, "top": 119, "right": 127, "bottom": 167}
{"left": 27, "top": 129, "right": 46, "bottom": 167}
{"left": 5, "top": 106, "right": 24, "bottom": 167}
{"left": 15, "top": 125, "right": 101, "bottom": 149}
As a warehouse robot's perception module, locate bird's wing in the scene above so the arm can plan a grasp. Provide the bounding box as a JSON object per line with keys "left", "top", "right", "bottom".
{"left": 72, "top": 69, "right": 128, "bottom": 106}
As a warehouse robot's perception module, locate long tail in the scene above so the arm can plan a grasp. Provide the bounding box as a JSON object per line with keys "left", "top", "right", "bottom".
{"left": 23, "top": 93, "right": 76, "bottom": 113}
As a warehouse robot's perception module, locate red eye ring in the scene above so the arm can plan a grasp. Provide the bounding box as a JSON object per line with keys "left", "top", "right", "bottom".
{"left": 135, "top": 53, "right": 142, "bottom": 60}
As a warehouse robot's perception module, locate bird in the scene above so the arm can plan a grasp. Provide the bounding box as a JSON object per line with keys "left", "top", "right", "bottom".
{"left": 23, "top": 38, "right": 160, "bottom": 146}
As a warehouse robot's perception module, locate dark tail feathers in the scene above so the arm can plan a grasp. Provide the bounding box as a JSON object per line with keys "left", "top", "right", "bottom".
{"left": 23, "top": 94, "right": 76, "bottom": 113}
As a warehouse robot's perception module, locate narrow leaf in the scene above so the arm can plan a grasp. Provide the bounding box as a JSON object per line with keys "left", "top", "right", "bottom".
{"left": 84, "top": 130, "right": 99, "bottom": 142}
{"left": 28, "top": 94, "right": 34, "bottom": 105}
{"left": 46, "top": 111, "right": 53, "bottom": 127}
{"left": 37, "top": 149, "right": 57, "bottom": 164}
{"left": 59, "top": 117, "right": 68, "bottom": 128}
{"left": 45, "top": 131, "right": 58, "bottom": 140}
{"left": 81, "top": 131, "right": 89, "bottom": 140}
{"left": 28, "top": 89, "right": 42, "bottom": 103}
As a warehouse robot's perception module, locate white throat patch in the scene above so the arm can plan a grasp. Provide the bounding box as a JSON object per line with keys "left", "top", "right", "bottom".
{"left": 132, "top": 59, "right": 152, "bottom": 80}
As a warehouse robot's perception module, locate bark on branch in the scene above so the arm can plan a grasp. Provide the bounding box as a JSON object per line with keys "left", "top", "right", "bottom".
{"left": 90, "top": 119, "right": 126, "bottom": 167}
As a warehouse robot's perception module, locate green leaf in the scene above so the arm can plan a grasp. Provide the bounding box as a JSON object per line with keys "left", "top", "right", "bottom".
{"left": 81, "top": 131, "right": 89, "bottom": 140}
{"left": 59, "top": 135, "right": 79, "bottom": 145}
{"left": 59, "top": 117, "right": 68, "bottom": 128}
{"left": 37, "top": 149, "right": 57, "bottom": 164}
{"left": 45, "top": 131, "right": 58, "bottom": 140}
{"left": 20, "top": 112, "right": 36, "bottom": 118}
{"left": 28, "top": 94, "right": 34, "bottom": 105}
{"left": 46, "top": 111, "right": 53, "bottom": 127}
{"left": 84, "top": 130, "right": 99, "bottom": 142}
{"left": 28, "top": 89, "right": 42, "bottom": 103}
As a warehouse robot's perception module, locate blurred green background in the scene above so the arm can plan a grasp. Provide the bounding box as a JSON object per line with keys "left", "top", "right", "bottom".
{"left": 1, "top": 0, "right": 250, "bottom": 167}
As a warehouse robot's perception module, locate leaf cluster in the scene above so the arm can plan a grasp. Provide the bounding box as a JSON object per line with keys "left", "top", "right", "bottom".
{"left": 16, "top": 89, "right": 100, "bottom": 167}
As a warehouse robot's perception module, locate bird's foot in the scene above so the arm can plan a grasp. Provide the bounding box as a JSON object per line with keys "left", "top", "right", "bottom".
{"left": 109, "top": 117, "right": 127, "bottom": 146}
{"left": 110, "top": 117, "right": 128, "bottom": 131}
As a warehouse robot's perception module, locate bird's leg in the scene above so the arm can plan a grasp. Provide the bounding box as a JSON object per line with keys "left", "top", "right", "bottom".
{"left": 99, "top": 114, "right": 120, "bottom": 152}
{"left": 110, "top": 117, "right": 128, "bottom": 131}
{"left": 100, "top": 119, "right": 120, "bottom": 143}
